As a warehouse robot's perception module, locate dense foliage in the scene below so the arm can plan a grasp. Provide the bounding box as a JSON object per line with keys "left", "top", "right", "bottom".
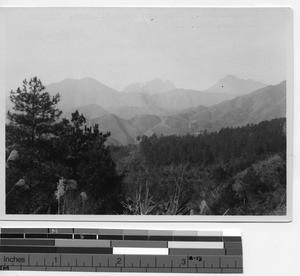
{"left": 6, "top": 77, "right": 123, "bottom": 214}
{"left": 139, "top": 119, "right": 286, "bottom": 169}
{"left": 111, "top": 118, "right": 286, "bottom": 215}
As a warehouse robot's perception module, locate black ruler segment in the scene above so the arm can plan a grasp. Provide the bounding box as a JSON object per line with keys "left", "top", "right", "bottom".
{"left": 0, "top": 229, "right": 24, "bottom": 233}
{"left": 25, "top": 234, "right": 48, "bottom": 239}
{"left": 98, "top": 235, "right": 123, "bottom": 240}
{"left": 0, "top": 228, "right": 243, "bottom": 273}
{"left": 223, "top": 237, "right": 242, "bottom": 242}
{"left": 1, "top": 228, "right": 48, "bottom": 234}
{"left": 0, "top": 246, "right": 113, "bottom": 254}
{"left": 1, "top": 246, "right": 56, "bottom": 253}
{"left": 124, "top": 235, "right": 148, "bottom": 240}
{"left": 56, "top": 247, "right": 113, "bottom": 254}
{"left": 173, "top": 236, "right": 198, "bottom": 241}
{"left": 24, "top": 233, "right": 74, "bottom": 239}
{"left": 169, "top": 248, "right": 225, "bottom": 255}
{"left": 225, "top": 248, "right": 243, "bottom": 255}
{"left": 0, "top": 239, "right": 55, "bottom": 246}
{"left": 149, "top": 235, "right": 173, "bottom": 241}
{"left": 74, "top": 234, "right": 97, "bottom": 239}
{"left": 0, "top": 234, "right": 24, "bottom": 239}
{"left": 48, "top": 234, "right": 73, "bottom": 239}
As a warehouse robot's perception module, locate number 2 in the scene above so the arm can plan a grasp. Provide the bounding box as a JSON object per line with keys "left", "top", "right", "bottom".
{"left": 116, "top": 258, "right": 121, "bottom": 265}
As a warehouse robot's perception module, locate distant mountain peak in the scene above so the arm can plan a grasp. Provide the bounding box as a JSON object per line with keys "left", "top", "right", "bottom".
{"left": 207, "top": 75, "right": 267, "bottom": 95}
{"left": 79, "top": 77, "right": 101, "bottom": 83}
{"left": 123, "top": 78, "right": 175, "bottom": 94}
{"left": 223, "top": 74, "right": 239, "bottom": 80}
{"left": 48, "top": 77, "right": 113, "bottom": 90}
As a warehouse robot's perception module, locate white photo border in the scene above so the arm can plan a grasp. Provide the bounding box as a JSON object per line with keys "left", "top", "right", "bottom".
{"left": 0, "top": 0, "right": 294, "bottom": 223}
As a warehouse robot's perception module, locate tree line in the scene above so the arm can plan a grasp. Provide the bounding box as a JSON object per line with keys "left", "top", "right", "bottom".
{"left": 111, "top": 119, "right": 286, "bottom": 215}
{"left": 139, "top": 118, "right": 286, "bottom": 174}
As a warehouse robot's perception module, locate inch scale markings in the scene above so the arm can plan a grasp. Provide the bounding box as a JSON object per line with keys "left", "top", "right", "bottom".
{"left": 0, "top": 228, "right": 243, "bottom": 273}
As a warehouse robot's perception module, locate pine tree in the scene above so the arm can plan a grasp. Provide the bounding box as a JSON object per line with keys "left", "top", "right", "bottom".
{"left": 6, "top": 77, "right": 62, "bottom": 214}
{"left": 51, "top": 110, "right": 123, "bottom": 214}
{"left": 7, "top": 77, "right": 61, "bottom": 147}
{"left": 6, "top": 77, "right": 124, "bottom": 214}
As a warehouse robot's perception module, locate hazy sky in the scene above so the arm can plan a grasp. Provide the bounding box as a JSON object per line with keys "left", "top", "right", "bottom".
{"left": 2, "top": 8, "right": 292, "bottom": 92}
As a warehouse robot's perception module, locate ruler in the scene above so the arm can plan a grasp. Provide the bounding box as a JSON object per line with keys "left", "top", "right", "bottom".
{"left": 0, "top": 228, "right": 243, "bottom": 273}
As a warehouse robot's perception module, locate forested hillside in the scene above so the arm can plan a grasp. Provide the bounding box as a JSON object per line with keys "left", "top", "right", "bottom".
{"left": 111, "top": 118, "right": 286, "bottom": 215}
{"left": 139, "top": 118, "right": 286, "bottom": 168}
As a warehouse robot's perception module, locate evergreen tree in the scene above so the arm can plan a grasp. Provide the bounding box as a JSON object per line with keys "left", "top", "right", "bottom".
{"left": 7, "top": 77, "right": 61, "bottom": 147}
{"left": 52, "top": 110, "right": 123, "bottom": 214}
{"left": 6, "top": 77, "right": 62, "bottom": 213}
{"left": 6, "top": 78, "right": 124, "bottom": 214}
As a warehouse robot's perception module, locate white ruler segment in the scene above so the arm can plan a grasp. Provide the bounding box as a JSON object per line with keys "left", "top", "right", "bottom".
{"left": 113, "top": 247, "right": 169, "bottom": 255}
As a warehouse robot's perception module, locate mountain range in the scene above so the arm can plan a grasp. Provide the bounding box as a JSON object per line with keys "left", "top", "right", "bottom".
{"left": 54, "top": 79, "right": 285, "bottom": 145}
{"left": 45, "top": 77, "right": 238, "bottom": 113}
{"left": 189, "top": 81, "right": 286, "bottom": 133}
{"left": 5, "top": 75, "right": 285, "bottom": 145}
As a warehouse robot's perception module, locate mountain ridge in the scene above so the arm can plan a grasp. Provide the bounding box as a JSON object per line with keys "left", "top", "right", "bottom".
{"left": 189, "top": 80, "right": 286, "bottom": 132}
{"left": 45, "top": 77, "right": 238, "bottom": 113}
{"left": 66, "top": 81, "right": 286, "bottom": 145}
{"left": 45, "top": 74, "right": 268, "bottom": 113}
{"left": 206, "top": 75, "right": 267, "bottom": 95}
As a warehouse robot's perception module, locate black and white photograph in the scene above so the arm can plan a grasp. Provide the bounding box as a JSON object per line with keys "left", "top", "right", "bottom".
{"left": 3, "top": 7, "right": 292, "bottom": 217}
